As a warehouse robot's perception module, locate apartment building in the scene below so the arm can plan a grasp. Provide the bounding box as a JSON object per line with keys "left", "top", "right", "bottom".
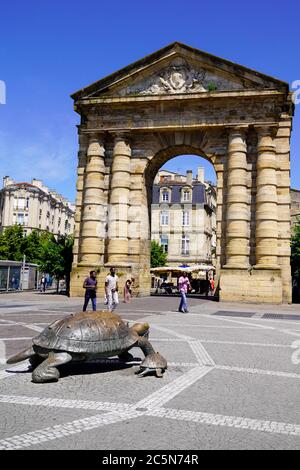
{"left": 0, "top": 176, "right": 75, "bottom": 236}
{"left": 151, "top": 166, "right": 216, "bottom": 266}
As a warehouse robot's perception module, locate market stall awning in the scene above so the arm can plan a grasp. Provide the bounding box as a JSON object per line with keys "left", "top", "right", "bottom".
{"left": 151, "top": 264, "right": 215, "bottom": 273}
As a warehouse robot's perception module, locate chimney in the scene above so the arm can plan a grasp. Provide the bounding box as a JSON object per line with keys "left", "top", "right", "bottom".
{"left": 31, "top": 178, "right": 42, "bottom": 189}
{"left": 3, "top": 176, "right": 14, "bottom": 187}
{"left": 186, "top": 170, "right": 193, "bottom": 186}
{"left": 197, "top": 166, "right": 204, "bottom": 184}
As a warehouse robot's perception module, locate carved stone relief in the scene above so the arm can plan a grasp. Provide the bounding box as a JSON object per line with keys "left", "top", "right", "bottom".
{"left": 114, "top": 58, "right": 249, "bottom": 97}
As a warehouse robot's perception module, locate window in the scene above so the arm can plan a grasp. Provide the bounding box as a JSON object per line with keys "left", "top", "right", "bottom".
{"left": 183, "top": 190, "right": 191, "bottom": 202}
{"left": 17, "top": 198, "right": 25, "bottom": 209}
{"left": 182, "top": 211, "right": 190, "bottom": 226}
{"left": 181, "top": 235, "right": 189, "bottom": 255}
{"left": 162, "top": 190, "right": 169, "bottom": 202}
{"left": 17, "top": 213, "right": 24, "bottom": 225}
{"left": 160, "top": 236, "right": 168, "bottom": 253}
{"left": 160, "top": 211, "right": 169, "bottom": 226}
{"left": 26, "top": 197, "right": 30, "bottom": 209}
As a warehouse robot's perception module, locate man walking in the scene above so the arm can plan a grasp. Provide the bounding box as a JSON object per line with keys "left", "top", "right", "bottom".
{"left": 83, "top": 270, "right": 98, "bottom": 311}
{"left": 178, "top": 271, "right": 191, "bottom": 313}
{"left": 105, "top": 267, "right": 119, "bottom": 311}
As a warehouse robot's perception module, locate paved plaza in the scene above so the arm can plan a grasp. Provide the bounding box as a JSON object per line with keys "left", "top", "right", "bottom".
{"left": 0, "top": 292, "right": 299, "bottom": 450}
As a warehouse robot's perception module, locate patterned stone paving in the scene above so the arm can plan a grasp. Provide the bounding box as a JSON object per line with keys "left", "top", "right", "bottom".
{"left": 0, "top": 293, "right": 299, "bottom": 449}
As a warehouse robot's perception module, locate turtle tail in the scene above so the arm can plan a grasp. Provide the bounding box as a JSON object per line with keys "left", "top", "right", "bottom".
{"left": 6, "top": 346, "right": 35, "bottom": 364}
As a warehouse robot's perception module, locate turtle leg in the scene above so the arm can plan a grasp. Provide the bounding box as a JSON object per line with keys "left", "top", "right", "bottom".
{"left": 135, "top": 368, "right": 149, "bottom": 378}
{"left": 32, "top": 352, "right": 72, "bottom": 383}
{"left": 6, "top": 346, "right": 35, "bottom": 364}
{"left": 156, "top": 368, "right": 164, "bottom": 378}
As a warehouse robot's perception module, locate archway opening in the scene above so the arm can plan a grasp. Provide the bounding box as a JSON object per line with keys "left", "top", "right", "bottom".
{"left": 145, "top": 151, "right": 218, "bottom": 298}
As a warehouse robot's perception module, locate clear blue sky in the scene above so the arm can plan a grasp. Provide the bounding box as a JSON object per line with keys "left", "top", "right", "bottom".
{"left": 0, "top": 0, "right": 299, "bottom": 201}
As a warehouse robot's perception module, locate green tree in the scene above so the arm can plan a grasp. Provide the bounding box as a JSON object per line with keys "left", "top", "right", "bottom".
{"left": 0, "top": 225, "right": 25, "bottom": 261}
{"left": 39, "top": 234, "right": 73, "bottom": 294}
{"left": 151, "top": 240, "right": 167, "bottom": 268}
{"left": 23, "top": 230, "right": 48, "bottom": 264}
{"left": 58, "top": 235, "right": 74, "bottom": 295}
{"left": 291, "top": 218, "right": 300, "bottom": 282}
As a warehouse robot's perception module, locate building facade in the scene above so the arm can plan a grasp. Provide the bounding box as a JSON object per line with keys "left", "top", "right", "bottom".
{"left": 0, "top": 176, "right": 75, "bottom": 236}
{"left": 151, "top": 167, "right": 216, "bottom": 266}
{"left": 70, "top": 42, "right": 294, "bottom": 304}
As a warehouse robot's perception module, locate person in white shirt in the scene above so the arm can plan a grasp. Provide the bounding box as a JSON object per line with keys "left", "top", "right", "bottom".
{"left": 105, "top": 267, "right": 119, "bottom": 311}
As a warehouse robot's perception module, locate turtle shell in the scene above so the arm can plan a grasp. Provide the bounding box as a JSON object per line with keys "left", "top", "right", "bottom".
{"left": 33, "top": 311, "right": 137, "bottom": 355}
{"left": 140, "top": 352, "right": 167, "bottom": 370}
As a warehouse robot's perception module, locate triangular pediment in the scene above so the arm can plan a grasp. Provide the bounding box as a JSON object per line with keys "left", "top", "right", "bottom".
{"left": 72, "top": 42, "right": 288, "bottom": 101}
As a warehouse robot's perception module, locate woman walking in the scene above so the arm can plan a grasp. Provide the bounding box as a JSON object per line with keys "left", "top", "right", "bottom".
{"left": 123, "top": 279, "right": 132, "bottom": 303}
{"left": 178, "top": 271, "right": 191, "bottom": 313}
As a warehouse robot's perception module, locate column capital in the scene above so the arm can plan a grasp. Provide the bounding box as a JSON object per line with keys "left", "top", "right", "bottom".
{"left": 254, "top": 125, "right": 278, "bottom": 138}
{"left": 110, "top": 130, "right": 131, "bottom": 144}
{"left": 227, "top": 125, "right": 249, "bottom": 137}
{"left": 86, "top": 132, "right": 106, "bottom": 157}
{"left": 87, "top": 131, "right": 106, "bottom": 144}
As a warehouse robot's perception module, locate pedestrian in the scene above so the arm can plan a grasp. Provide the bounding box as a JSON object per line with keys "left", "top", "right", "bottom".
{"left": 82, "top": 270, "right": 98, "bottom": 311}
{"left": 209, "top": 276, "right": 215, "bottom": 295}
{"left": 178, "top": 271, "right": 191, "bottom": 313}
{"left": 123, "top": 279, "right": 132, "bottom": 303}
{"left": 40, "top": 276, "right": 46, "bottom": 293}
{"left": 105, "top": 267, "right": 119, "bottom": 311}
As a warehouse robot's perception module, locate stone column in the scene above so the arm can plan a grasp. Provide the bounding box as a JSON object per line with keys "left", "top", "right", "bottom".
{"left": 73, "top": 132, "right": 88, "bottom": 265}
{"left": 79, "top": 132, "right": 106, "bottom": 266}
{"left": 107, "top": 132, "right": 131, "bottom": 264}
{"left": 255, "top": 126, "right": 279, "bottom": 268}
{"left": 225, "top": 126, "right": 250, "bottom": 268}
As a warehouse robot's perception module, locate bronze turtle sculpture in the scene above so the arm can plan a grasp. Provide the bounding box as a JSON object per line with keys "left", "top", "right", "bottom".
{"left": 7, "top": 311, "right": 167, "bottom": 383}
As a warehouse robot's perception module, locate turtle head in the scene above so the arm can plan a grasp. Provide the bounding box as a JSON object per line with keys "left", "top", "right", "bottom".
{"left": 131, "top": 322, "right": 150, "bottom": 338}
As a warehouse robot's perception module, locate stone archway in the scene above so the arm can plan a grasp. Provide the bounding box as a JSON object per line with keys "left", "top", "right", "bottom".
{"left": 70, "top": 42, "right": 294, "bottom": 304}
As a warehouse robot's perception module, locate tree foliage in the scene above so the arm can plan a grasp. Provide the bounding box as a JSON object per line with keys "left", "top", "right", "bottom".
{"left": 151, "top": 240, "right": 167, "bottom": 268}
{"left": 291, "top": 218, "right": 300, "bottom": 282}
{"left": 0, "top": 226, "right": 73, "bottom": 294}
{"left": 0, "top": 225, "right": 25, "bottom": 261}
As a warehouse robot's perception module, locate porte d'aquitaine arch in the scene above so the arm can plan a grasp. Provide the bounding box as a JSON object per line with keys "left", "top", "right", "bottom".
{"left": 70, "top": 42, "right": 294, "bottom": 304}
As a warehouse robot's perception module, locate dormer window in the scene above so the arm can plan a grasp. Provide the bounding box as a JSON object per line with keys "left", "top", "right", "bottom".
{"left": 160, "top": 187, "right": 171, "bottom": 203}
{"left": 162, "top": 190, "right": 169, "bottom": 202}
{"left": 182, "top": 188, "right": 191, "bottom": 202}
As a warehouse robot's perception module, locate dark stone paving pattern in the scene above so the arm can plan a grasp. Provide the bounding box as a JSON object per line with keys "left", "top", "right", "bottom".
{"left": 213, "top": 311, "right": 255, "bottom": 318}
{"left": 0, "top": 293, "right": 300, "bottom": 450}
{"left": 262, "top": 314, "right": 300, "bottom": 321}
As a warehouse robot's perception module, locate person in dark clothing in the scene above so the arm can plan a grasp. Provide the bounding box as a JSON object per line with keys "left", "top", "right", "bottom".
{"left": 83, "top": 271, "right": 98, "bottom": 311}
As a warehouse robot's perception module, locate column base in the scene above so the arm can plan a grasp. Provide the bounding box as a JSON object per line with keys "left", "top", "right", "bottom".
{"left": 219, "top": 267, "right": 283, "bottom": 303}
{"left": 223, "top": 264, "right": 251, "bottom": 270}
